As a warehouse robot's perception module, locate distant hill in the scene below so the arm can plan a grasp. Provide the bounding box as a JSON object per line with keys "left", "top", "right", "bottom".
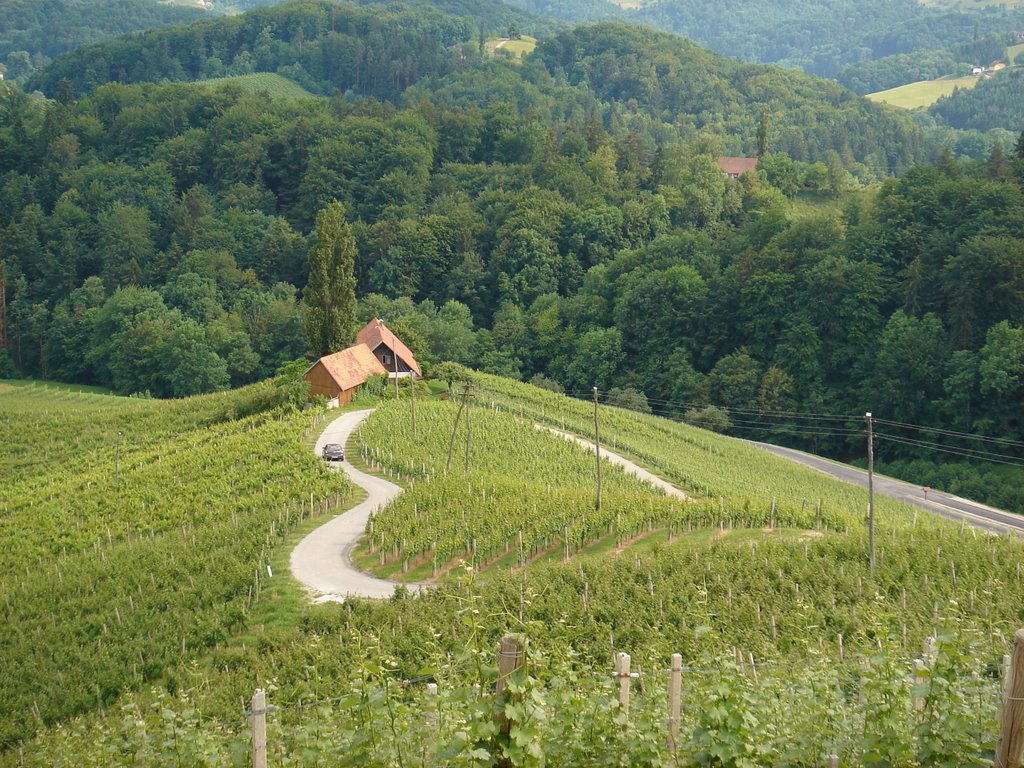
{"left": 27, "top": 0, "right": 557, "bottom": 99}
{"left": 930, "top": 65, "right": 1024, "bottom": 130}
{"left": 27, "top": 1, "right": 926, "bottom": 169}
{"left": 836, "top": 34, "right": 1008, "bottom": 95}
{"left": 532, "top": 23, "right": 926, "bottom": 166}
{"left": 504, "top": 0, "right": 1024, "bottom": 77}
{"left": 0, "top": 0, "right": 205, "bottom": 82}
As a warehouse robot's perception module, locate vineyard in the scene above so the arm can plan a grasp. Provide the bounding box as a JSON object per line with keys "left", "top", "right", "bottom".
{"left": 5, "top": 374, "right": 1024, "bottom": 765}
{"left": 355, "top": 371, "right": 926, "bottom": 585}
{"left": 190, "top": 73, "right": 319, "bottom": 99}
{"left": 0, "top": 380, "right": 351, "bottom": 751}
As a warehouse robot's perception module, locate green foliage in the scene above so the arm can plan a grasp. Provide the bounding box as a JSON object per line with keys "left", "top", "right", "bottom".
{"left": 0, "top": 382, "right": 350, "bottom": 748}
{"left": 837, "top": 35, "right": 1007, "bottom": 94}
{"left": 523, "top": 0, "right": 1024, "bottom": 79}
{"left": 931, "top": 67, "right": 1024, "bottom": 131}
{"left": 604, "top": 386, "right": 651, "bottom": 414}
{"left": 685, "top": 405, "right": 731, "bottom": 433}
{"left": 4, "top": 375, "right": 1024, "bottom": 764}
{"left": 274, "top": 356, "right": 313, "bottom": 407}
{"left": 191, "top": 72, "right": 318, "bottom": 100}
{"left": 534, "top": 24, "right": 926, "bottom": 169}
{"left": 303, "top": 200, "right": 357, "bottom": 356}
{"left": 0, "top": 0, "right": 203, "bottom": 83}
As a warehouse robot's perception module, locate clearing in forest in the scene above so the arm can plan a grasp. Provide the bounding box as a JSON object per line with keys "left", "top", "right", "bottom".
{"left": 867, "top": 74, "right": 978, "bottom": 109}
{"left": 485, "top": 35, "right": 537, "bottom": 59}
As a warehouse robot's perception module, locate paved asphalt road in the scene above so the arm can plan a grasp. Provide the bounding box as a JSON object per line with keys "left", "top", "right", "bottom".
{"left": 750, "top": 440, "right": 1023, "bottom": 534}
{"left": 290, "top": 409, "right": 421, "bottom": 602}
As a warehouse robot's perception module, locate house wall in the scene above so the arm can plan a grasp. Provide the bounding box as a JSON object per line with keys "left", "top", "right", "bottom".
{"left": 338, "top": 385, "right": 357, "bottom": 405}
{"left": 371, "top": 343, "right": 413, "bottom": 373}
{"left": 305, "top": 363, "right": 341, "bottom": 399}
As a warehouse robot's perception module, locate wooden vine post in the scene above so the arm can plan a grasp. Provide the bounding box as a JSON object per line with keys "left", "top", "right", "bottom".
{"left": 615, "top": 652, "right": 632, "bottom": 720}
{"left": 996, "top": 628, "right": 1024, "bottom": 768}
{"left": 668, "top": 653, "right": 682, "bottom": 752}
{"left": 251, "top": 688, "right": 268, "bottom": 768}
{"left": 495, "top": 635, "right": 526, "bottom": 768}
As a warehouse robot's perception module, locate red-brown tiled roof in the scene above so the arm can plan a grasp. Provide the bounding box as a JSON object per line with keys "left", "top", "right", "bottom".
{"left": 312, "top": 343, "right": 388, "bottom": 391}
{"left": 717, "top": 156, "right": 759, "bottom": 176}
{"left": 356, "top": 318, "right": 422, "bottom": 376}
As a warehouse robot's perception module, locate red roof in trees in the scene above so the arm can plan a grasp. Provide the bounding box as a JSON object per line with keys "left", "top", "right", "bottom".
{"left": 357, "top": 318, "right": 422, "bottom": 376}
{"left": 717, "top": 157, "right": 759, "bottom": 176}
{"left": 311, "top": 343, "right": 388, "bottom": 391}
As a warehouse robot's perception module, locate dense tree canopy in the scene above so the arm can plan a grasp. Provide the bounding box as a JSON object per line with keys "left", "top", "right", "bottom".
{"left": 0, "top": 0, "right": 1021, "bottom": 507}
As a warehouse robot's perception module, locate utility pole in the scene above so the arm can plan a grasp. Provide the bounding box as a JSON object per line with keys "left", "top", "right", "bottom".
{"left": 391, "top": 330, "right": 400, "bottom": 399}
{"left": 446, "top": 382, "right": 469, "bottom": 474}
{"left": 866, "top": 412, "right": 875, "bottom": 578}
{"left": 464, "top": 384, "right": 472, "bottom": 474}
{"left": 410, "top": 370, "right": 417, "bottom": 439}
{"left": 593, "top": 387, "right": 602, "bottom": 512}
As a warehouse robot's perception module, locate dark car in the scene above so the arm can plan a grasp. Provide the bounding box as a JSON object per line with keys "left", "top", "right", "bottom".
{"left": 322, "top": 443, "right": 345, "bottom": 462}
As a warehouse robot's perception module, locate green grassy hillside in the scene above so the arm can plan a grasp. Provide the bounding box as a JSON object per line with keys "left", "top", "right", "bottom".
{"left": 867, "top": 74, "right": 978, "bottom": 108}
{"left": 4, "top": 374, "right": 1023, "bottom": 765}
{"left": 485, "top": 34, "right": 537, "bottom": 60}
{"left": 0, "top": 380, "right": 351, "bottom": 751}
{"left": 191, "top": 72, "right": 319, "bottom": 99}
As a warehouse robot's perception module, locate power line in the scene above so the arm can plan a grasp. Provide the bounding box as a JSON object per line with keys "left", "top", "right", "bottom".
{"left": 874, "top": 434, "right": 1024, "bottom": 468}
{"left": 564, "top": 390, "right": 1022, "bottom": 453}
{"left": 874, "top": 418, "right": 1024, "bottom": 450}
{"left": 643, "top": 408, "right": 862, "bottom": 440}
{"left": 492, "top": 383, "right": 1023, "bottom": 466}
{"left": 567, "top": 392, "right": 855, "bottom": 422}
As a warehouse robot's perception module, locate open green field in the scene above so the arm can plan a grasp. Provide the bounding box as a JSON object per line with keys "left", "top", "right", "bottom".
{"left": 867, "top": 74, "right": 978, "bottom": 109}
{"left": 1009, "top": 43, "right": 1024, "bottom": 63}
{"left": 485, "top": 34, "right": 537, "bottom": 59}
{"left": 191, "top": 72, "right": 318, "bottom": 99}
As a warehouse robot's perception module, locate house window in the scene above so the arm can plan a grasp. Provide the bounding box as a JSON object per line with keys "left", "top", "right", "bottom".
{"left": 383, "top": 353, "right": 392, "bottom": 365}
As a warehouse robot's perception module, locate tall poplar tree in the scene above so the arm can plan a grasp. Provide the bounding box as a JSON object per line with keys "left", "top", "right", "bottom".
{"left": 304, "top": 201, "right": 356, "bottom": 356}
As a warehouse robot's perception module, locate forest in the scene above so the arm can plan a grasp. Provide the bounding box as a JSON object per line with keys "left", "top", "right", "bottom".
{"left": 0, "top": 0, "right": 1021, "bottom": 505}
{"left": 0, "top": 0, "right": 205, "bottom": 83}
{"left": 504, "top": 0, "right": 1024, "bottom": 77}
{"left": 930, "top": 67, "right": 1024, "bottom": 132}
{"left": 835, "top": 34, "right": 1009, "bottom": 95}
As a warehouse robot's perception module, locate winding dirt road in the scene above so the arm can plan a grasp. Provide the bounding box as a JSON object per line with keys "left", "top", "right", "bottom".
{"left": 290, "top": 409, "right": 420, "bottom": 603}
{"left": 544, "top": 426, "right": 688, "bottom": 500}
{"left": 291, "top": 409, "right": 694, "bottom": 601}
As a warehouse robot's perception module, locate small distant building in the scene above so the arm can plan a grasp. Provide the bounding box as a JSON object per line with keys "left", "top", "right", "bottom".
{"left": 304, "top": 343, "right": 388, "bottom": 406}
{"left": 356, "top": 318, "right": 422, "bottom": 378}
{"left": 1015, "top": 31, "right": 1024, "bottom": 39}
{"left": 990, "top": 61, "right": 1007, "bottom": 71}
{"left": 717, "top": 156, "right": 759, "bottom": 180}
{"left": 971, "top": 65, "right": 985, "bottom": 75}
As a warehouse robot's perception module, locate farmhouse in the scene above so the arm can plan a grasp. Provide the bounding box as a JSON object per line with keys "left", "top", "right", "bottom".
{"left": 357, "top": 317, "right": 422, "bottom": 378}
{"left": 304, "top": 343, "right": 387, "bottom": 405}
{"left": 717, "top": 156, "right": 759, "bottom": 179}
